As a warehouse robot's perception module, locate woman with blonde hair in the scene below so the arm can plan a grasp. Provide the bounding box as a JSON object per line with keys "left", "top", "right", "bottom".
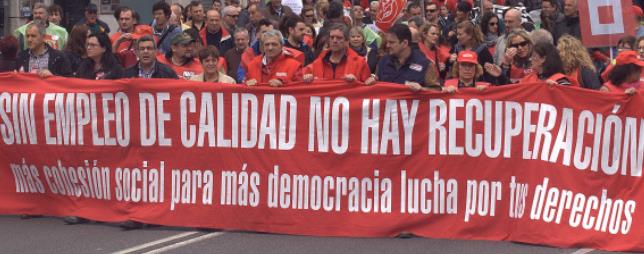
{"left": 449, "top": 21, "right": 495, "bottom": 83}
{"left": 485, "top": 30, "right": 532, "bottom": 84}
{"left": 349, "top": 26, "right": 378, "bottom": 73}
{"left": 557, "top": 35, "right": 602, "bottom": 89}
{"left": 419, "top": 23, "right": 450, "bottom": 79}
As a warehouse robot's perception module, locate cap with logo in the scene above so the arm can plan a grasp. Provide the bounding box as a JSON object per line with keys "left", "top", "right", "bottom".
{"left": 457, "top": 50, "right": 478, "bottom": 64}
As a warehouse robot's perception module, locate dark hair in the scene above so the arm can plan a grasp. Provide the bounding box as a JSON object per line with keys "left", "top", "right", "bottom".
{"left": 153, "top": 1, "right": 172, "bottom": 17}
{"left": 456, "top": 1, "right": 472, "bottom": 13}
{"left": 48, "top": 4, "right": 62, "bottom": 15}
{"left": 541, "top": 0, "right": 558, "bottom": 9}
{"left": 114, "top": 6, "right": 131, "bottom": 20}
{"left": 618, "top": 35, "right": 636, "bottom": 49}
{"left": 136, "top": 35, "right": 157, "bottom": 49}
{"left": 407, "top": 2, "right": 420, "bottom": 12}
{"left": 301, "top": 5, "right": 317, "bottom": 23}
{"left": 65, "top": 24, "right": 89, "bottom": 56}
{"left": 387, "top": 23, "right": 412, "bottom": 45}
{"left": 327, "top": 23, "right": 349, "bottom": 40}
{"left": 280, "top": 15, "right": 305, "bottom": 36}
{"left": 88, "top": 33, "right": 120, "bottom": 67}
{"left": 0, "top": 35, "right": 19, "bottom": 59}
{"left": 306, "top": 23, "right": 317, "bottom": 38}
{"left": 608, "top": 64, "right": 641, "bottom": 86}
{"left": 198, "top": 45, "right": 221, "bottom": 61}
{"left": 258, "top": 18, "right": 274, "bottom": 29}
{"left": 326, "top": 1, "right": 344, "bottom": 20}
{"left": 480, "top": 12, "right": 500, "bottom": 36}
{"left": 533, "top": 42, "right": 564, "bottom": 78}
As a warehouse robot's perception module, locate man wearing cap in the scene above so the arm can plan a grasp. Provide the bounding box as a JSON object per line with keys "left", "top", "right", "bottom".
{"left": 157, "top": 33, "right": 203, "bottom": 79}
{"left": 366, "top": 24, "right": 438, "bottom": 91}
{"left": 443, "top": 51, "right": 490, "bottom": 92}
{"left": 124, "top": 35, "right": 178, "bottom": 79}
{"left": 303, "top": 24, "right": 371, "bottom": 83}
{"left": 14, "top": 3, "right": 68, "bottom": 51}
{"left": 245, "top": 30, "right": 303, "bottom": 86}
{"left": 77, "top": 3, "right": 110, "bottom": 34}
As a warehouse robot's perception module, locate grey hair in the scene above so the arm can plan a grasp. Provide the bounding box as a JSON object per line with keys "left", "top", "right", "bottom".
{"left": 33, "top": 2, "right": 48, "bottom": 13}
{"left": 26, "top": 20, "right": 47, "bottom": 36}
{"left": 234, "top": 27, "right": 249, "bottom": 37}
{"left": 261, "top": 29, "right": 284, "bottom": 44}
{"left": 530, "top": 29, "right": 554, "bottom": 45}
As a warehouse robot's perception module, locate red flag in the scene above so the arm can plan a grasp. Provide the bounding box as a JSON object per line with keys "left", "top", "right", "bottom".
{"left": 578, "top": 0, "right": 637, "bottom": 47}
{"left": 375, "top": 0, "right": 407, "bottom": 31}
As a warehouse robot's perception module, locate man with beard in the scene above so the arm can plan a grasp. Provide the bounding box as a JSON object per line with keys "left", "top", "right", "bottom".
{"left": 157, "top": 33, "right": 203, "bottom": 79}
{"left": 283, "top": 16, "right": 315, "bottom": 65}
{"left": 14, "top": 3, "right": 68, "bottom": 50}
{"left": 124, "top": 35, "right": 178, "bottom": 79}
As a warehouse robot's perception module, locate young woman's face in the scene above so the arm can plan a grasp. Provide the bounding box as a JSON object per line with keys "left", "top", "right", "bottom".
{"left": 349, "top": 32, "right": 364, "bottom": 48}
{"left": 459, "top": 62, "right": 476, "bottom": 81}
{"left": 86, "top": 37, "right": 105, "bottom": 59}
{"left": 510, "top": 36, "right": 531, "bottom": 58}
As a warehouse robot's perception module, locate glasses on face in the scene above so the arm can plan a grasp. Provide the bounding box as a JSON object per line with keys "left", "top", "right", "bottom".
{"left": 427, "top": 8, "right": 437, "bottom": 13}
{"left": 228, "top": 14, "right": 239, "bottom": 18}
{"left": 86, "top": 43, "right": 100, "bottom": 49}
{"left": 489, "top": 22, "right": 498, "bottom": 26}
{"left": 304, "top": 13, "right": 314, "bottom": 18}
{"left": 510, "top": 41, "right": 529, "bottom": 48}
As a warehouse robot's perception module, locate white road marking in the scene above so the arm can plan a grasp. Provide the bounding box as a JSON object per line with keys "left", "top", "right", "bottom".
{"left": 140, "top": 232, "right": 225, "bottom": 254}
{"left": 569, "top": 248, "right": 594, "bottom": 254}
{"left": 111, "top": 231, "right": 199, "bottom": 254}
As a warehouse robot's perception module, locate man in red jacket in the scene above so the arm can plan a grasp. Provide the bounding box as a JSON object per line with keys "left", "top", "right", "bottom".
{"left": 303, "top": 24, "right": 371, "bottom": 83}
{"left": 245, "top": 30, "right": 302, "bottom": 87}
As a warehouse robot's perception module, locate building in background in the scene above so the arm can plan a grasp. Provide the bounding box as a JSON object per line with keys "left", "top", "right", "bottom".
{"left": 2, "top": 0, "right": 198, "bottom": 37}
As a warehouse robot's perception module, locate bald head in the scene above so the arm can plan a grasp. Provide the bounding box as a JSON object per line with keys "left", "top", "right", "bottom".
{"left": 504, "top": 9, "right": 522, "bottom": 31}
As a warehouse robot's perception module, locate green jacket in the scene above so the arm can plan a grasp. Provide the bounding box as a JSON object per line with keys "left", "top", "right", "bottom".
{"left": 14, "top": 22, "right": 68, "bottom": 51}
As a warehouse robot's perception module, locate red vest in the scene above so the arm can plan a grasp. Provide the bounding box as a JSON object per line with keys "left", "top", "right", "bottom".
{"left": 444, "top": 79, "right": 490, "bottom": 90}
{"left": 520, "top": 73, "right": 569, "bottom": 84}
{"left": 245, "top": 52, "right": 303, "bottom": 83}
{"left": 304, "top": 49, "right": 371, "bottom": 82}
{"left": 509, "top": 63, "right": 533, "bottom": 84}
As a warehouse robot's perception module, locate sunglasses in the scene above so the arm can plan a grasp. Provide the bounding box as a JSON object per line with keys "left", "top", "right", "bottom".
{"left": 510, "top": 41, "right": 530, "bottom": 48}
{"left": 427, "top": 8, "right": 438, "bottom": 13}
{"left": 227, "top": 14, "right": 239, "bottom": 18}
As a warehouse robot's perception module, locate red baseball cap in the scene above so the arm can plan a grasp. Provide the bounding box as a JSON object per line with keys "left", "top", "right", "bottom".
{"left": 632, "top": 6, "right": 643, "bottom": 18}
{"left": 457, "top": 50, "right": 478, "bottom": 64}
{"left": 615, "top": 50, "right": 644, "bottom": 67}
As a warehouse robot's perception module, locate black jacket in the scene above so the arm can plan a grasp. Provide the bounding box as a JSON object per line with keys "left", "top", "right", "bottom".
{"left": 553, "top": 16, "right": 581, "bottom": 43}
{"left": 16, "top": 44, "right": 72, "bottom": 77}
{"left": 123, "top": 62, "right": 179, "bottom": 79}
{"left": 76, "top": 54, "right": 124, "bottom": 80}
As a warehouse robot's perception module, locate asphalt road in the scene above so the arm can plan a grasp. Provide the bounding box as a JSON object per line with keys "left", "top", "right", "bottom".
{"left": 0, "top": 215, "right": 636, "bottom": 254}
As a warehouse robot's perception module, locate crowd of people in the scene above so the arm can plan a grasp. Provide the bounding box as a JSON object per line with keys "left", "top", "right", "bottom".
{"left": 1, "top": 0, "right": 643, "bottom": 95}
{"left": 0, "top": 0, "right": 643, "bottom": 229}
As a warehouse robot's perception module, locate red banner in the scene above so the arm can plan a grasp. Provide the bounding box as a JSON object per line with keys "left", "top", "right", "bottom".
{"left": 0, "top": 73, "right": 642, "bottom": 252}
